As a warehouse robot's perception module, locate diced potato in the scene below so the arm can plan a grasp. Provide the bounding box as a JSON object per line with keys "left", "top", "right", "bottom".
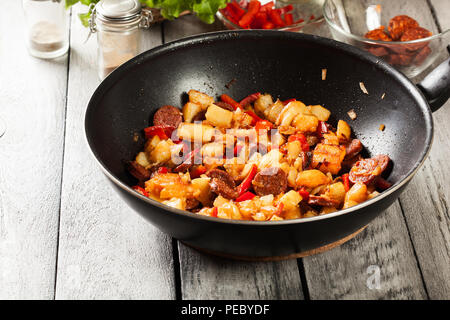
{"left": 149, "top": 140, "right": 173, "bottom": 164}
{"left": 270, "top": 131, "right": 286, "bottom": 148}
{"left": 205, "top": 104, "right": 233, "bottom": 128}
{"left": 270, "top": 215, "right": 284, "bottom": 221}
{"left": 343, "top": 200, "right": 359, "bottom": 209}
{"left": 336, "top": 120, "right": 351, "bottom": 142}
{"left": 213, "top": 195, "right": 229, "bottom": 208}
{"left": 135, "top": 152, "right": 150, "bottom": 168}
{"left": 322, "top": 133, "right": 340, "bottom": 146}
{"left": 368, "top": 191, "right": 380, "bottom": 200}
{"left": 320, "top": 206, "right": 337, "bottom": 215}
{"left": 309, "top": 105, "right": 331, "bottom": 121}
{"left": 163, "top": 198, "right": 186, "bottom": 210}
{"left": 177, "top": 123, "right": 215, "bottom": 143}
{"left": 188, "top": 90, "right": 214, "bottom": 110}
{"left": 287, "top": 168, "right": 298, "bottom": 188}
{"left": 217, "top": 202, "right": 242, "bottom": 220}
{"left": 345, "top": 182, "right": 368, "bottom": 203}
{"left": 254, "top": 94, "right": 273, "bottom": 117}
{"left": 296, "top": 169, "right": 330, "bottom": 188}
{"left": 265, "top": 99, "right": 284, "bottom": 123}
{"left": 276, "top": 101, "right": 307, "bottom": 127}
{"left": 311, "top": 143, "right": 346, "bottom": 175}
{"left": 325, "top": 182, "right": 346, "bottom": 203}
{"left": 278, "top": 190, "right": 302, "bottom": 210}
{"left": 293, "top": 157, "right": 303, "bottom": 171}
{"left": 182, "top": 102, "right": 202, "bottom": 123}
{"left": 191, "top": 177, "right": 212, "bottom": 206}
{"left": 201, "top": 142, "right": 224, "bottom": 158}
{"left": 160, "top": 184, "right": 197, "bottom": 199}
{"left": 144, "top": 135, "right": 161, "bottom": 154}
{"left": 287, "top": 141, "right": 301, "bottom": 161}
{"left": 258, "top": 149, "right": 283, "bottom": 169}
{"left": 259, "top": 194, "right": 274, "bottom": 206}
{"left": 292, "top": 113, "right": 319, "bottom": 132}
{"left": 283, "top": 207, "right": 302, "bottom": 220}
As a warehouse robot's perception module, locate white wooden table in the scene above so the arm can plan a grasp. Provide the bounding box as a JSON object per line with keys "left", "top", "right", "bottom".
{"left": 0, "top": 0, "right": 449, "bottom": 300}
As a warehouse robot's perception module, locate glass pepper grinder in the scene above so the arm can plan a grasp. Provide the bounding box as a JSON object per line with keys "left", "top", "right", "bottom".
{"left": 89, "top": 0, "right": 152, "bottom": 80}
{"left": 22, "top": 0, "right": 70, "bottom": 59}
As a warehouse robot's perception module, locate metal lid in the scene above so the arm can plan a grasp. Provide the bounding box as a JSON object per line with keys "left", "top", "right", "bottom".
{"left": 96, "top": 0, "right": 141, "bottom": 21}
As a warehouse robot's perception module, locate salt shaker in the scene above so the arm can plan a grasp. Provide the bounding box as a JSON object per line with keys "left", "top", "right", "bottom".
{"left": 22, "top": 0, "right": 70, "bottom": 59}
{"left": 89, "top": 0, "right": 152, "bottom": 80}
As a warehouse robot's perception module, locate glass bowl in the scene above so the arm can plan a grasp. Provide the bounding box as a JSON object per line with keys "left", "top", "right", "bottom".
{"left": 217, "top": 0, "right": 325, "bottom": 33}
{"left": 323, "top": 0, "right": 450, "bottom": 78}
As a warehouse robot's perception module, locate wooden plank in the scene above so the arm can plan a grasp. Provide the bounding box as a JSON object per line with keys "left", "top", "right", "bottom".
{"left": 0, "top": 1, "right": 67, "bottom": 299}
{"left": 163, "top": 15, "right": 304, "bottom": 300}
{"left": 300, "top": 1, "right": 434, "bottom": 299}
{"left": 54, "top": 5, "right": 175, "bottom": 299}
{"left": 395, "top": 0, "right": 450, "bottom": 299}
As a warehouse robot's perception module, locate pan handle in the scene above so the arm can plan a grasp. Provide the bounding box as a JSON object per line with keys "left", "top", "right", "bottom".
{"left": 417, "top": 47, "right": 450, "bottom": 112}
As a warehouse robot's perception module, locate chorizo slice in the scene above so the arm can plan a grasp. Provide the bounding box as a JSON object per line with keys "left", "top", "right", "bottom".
{"left": 388, "top": 15, "right": 419, "bottom": 40}
{"left": 349, "top": 158, "right": 379, "bottom": 184}
{"left": 126, "top": 161, "right": 151, "bottom": 181}
{"left": 308, "top": 195, "right": 340, "bottom": 207}
{"left": 372, "top": 154, "right": 391, "bottom": 173}
{"left": 153, "top": 105, "right": 183, "bottom": 128}
{"left": 210, "top": 178, "right": 238, "bottom": 200}
{"left": 185, "top": 198, "right": 201, "bottom": 210}
{"left": 252, "top": 167, "right": 288, "bottom": 196}
{"left": 215, "top": 101, "right": 235, "bottom": 112}
{"left": 206, "top": 169, "right": 236, "bottom": 188}
{"left": 365, "top": 26, "right": 393, "bottom": 41}
{"left": 344, "top": 139, "right": 363, "bottom": 160}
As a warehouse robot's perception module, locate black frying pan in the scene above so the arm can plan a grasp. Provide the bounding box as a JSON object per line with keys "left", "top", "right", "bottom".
{"left": 85, "top": 31, "right": 449, "bottom": 258}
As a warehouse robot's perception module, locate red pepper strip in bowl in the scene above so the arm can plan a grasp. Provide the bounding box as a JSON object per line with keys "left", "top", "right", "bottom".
{"left": 284, "top": 13, "right": 294, "bottom": 26}
{"left": 342, "top": 173, "right": 351, "bottom": 192}
{"left": 132, "top": 185, "right": 149, "bottom": 197}
{"left": 251, "top": 12, "right": 268, "bottom": 29}
{"left": 262, "top": 21, "right": 275, "bottom": 29}
{"left": 298, "top": 188, "right": 310, "bottom": 202}
{"left": 278, "top": 4, "right": 294, "bottom": 15}
{"left": 288, "top": 133, "right": 310, "bottom": 152}
{"left": 229, "top": 1, "right": 246, "bottom": 19}
{"left": 260, "top": 1, "right": 274, "bottom": 12}
{"left": 237, "top": 164, "right": 258, "bottom": 196}
{"left": 240, "top": 92, "right": 261, "bottom": 106}
{"left": 235, "top": 191, "right": 256, "bottom": 202}
{"left": 239, "top": 0, "right": 261, "bottom": 28}
{"left": 220, "top": 94, "right": 242, "bottom": 110}
{"left": 144, "top": 125, "right": 175, "bottom": 140}
{"left": 268, "top": 9, "right": 285, "bottom": 27}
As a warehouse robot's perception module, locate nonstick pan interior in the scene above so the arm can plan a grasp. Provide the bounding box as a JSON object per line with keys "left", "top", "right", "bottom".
{"left": 85, "top": 31, "right": 432, "bottom": 207}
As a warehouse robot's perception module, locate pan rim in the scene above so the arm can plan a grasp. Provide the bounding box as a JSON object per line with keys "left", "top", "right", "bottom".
{"left": 84, "top": 30, "right": 434, "bottom": 226}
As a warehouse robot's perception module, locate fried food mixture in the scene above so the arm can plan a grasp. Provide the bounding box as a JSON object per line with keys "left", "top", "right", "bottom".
{"left": 127, "top": 90, "right": 392, "bottom": 221}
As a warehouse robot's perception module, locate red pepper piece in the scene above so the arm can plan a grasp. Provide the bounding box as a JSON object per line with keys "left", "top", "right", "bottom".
{"left": 298, "top": 188, "right": 310, "bottom": 202}
{"left": 278, "top": 4, "right": 294, "bottom": 15}
{"left": 342, "top": 173, "right": 351, "bottom": 192}
{"left": 222, "top": 8, "right": 240, "bottom": 25}
{"left": 282, "top": 98, "right": 296, "bottom": 105}
{"left": 229, "top": 1, "right": 246, "bottom": 19}
{"left": 375, "top": 177, "right": 392, "bottom": 191}
{"left": 310, "top": 14, "right": 315, "bottom": 20}
{"left": 284, "top": 13, "right": 294, "bottom": 26}
{"left": 220, "top": 94, "right": 242, "bottom": 110}
{"left": 143, "top": 125, "right": 174, "bottom": 140}
{"left": 255, "top": 120, "right": 273, "bottom": 132}
{"left": 262, "top": 21, "right": 275, "bottom": 29}
{"left": 157, "top": 167, "right": 169, "bottom": 174}
{"left": 211, "top": 207, "right": 218, "bottom": 217}
{"left": 239, "top": 0, "right": 261, "bottom": 28}
{"left": 240, "top": 92, "right": 261, "bottom": 106}
{"left": 132, "top": 185, "right": 149, "bottom": 197}
{"left": 260, "top": 1, "right": 274, "bottom": 12}
{"left": 274, "top": 202, "right": 284, "bottom": 216}
{"left": 235, "top": 191, "right": 257, "bottom": 202}
{"left": 237, "top": 164, "right": 258, "bottom": 196}
{"left": 268, "top": 9, "right": 285, "bottom": 27}
{"left": 251, "top": 12, "right": 268, "bottom": 29}
{"left": 295, "top": 18, "right": 305, "bottom": 24}
{"left": 190, "top": 165, "right": 207, "bottom": 179}
{"left": 288, "top": 133, "right": 310, "bottom": 152}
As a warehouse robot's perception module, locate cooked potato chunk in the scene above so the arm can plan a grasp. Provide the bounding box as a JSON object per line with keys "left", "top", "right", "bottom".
{"left": 296, "top": 169, "right": 330, "bottom": 188}
{"left": 311, "top": 143, "right": 346, "bottom": 175}
{"left": 177, "top": 123, "right": 215, "bottom": 143}
{"left": 188, "top": 90, "right": 214, "bottom": 110}
{"left": 182, "top": 102, "right": 202, "bottom": 123}
{"left": 254, "top": 94, "right": 273, "bottom": 117}
{"left": 337, "top": 120, "right": 351, "bottom": 142}
{"left": 276, "top": 101, "right": 307, "bottom": 127}
{"left": 191, "top": 177, "right": 212, "bottom": 206}
{"left": 292, "top": 113, "right": 319, "bottom": 132}
{"left": 201, "top": 142, "right": 224, "bottom": 158}
{"left": 163, "top": 198, "right": 186, "bottom": 210}
{"left": 278, "top": 190, "right": 302, "bottom": 210}
{"left": 149, "top": 140, "right": 173, "bottom": 164}
{"left": 135, "top": 152, "right": 150, "bottom": 168}
{"left": 205, "top": 103, "right": 233, "bottom": 128}
{"left": 258, "top": 149, "right": 283, "bottom": 169}
{"left": 345, "top": 182, "right": 368, "bottom": 203}
{"left": 309, "top": 105, "right": 331, "bottom": 121}
{"left": 265, "top": 99, "right": 285, "bottom": 123}
{"left": 325, "top": 182, "right": 346, "bottom": 203}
